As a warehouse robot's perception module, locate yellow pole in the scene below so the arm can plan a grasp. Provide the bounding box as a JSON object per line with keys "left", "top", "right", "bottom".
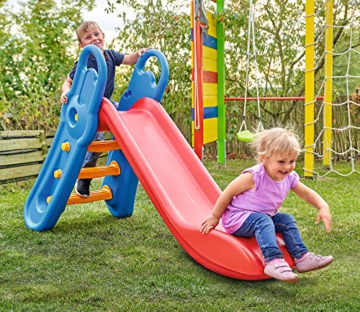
{"left": 304, "top": 0, "right": 315, "bottom": 177}
{"left": 323, "top": 0, "right": 333, "bottom": 166}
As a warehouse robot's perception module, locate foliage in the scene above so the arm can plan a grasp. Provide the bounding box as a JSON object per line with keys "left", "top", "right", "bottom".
{"left": 1, "top": 159, "right": 360, "bottom": 311}
{"left": 108, "top": 0, "right": 193, "bottom": 137}
{"left": 1, "top": 0, "right": 360, "bottom": 152}
{"left": 105, "top": 0, "right": 360, "bottom": 145}
{"left": 0, "top": 0, "right": 95, "bottom": 130}
{"left": 1, "top": 96, "right": 61, "bottom": 131}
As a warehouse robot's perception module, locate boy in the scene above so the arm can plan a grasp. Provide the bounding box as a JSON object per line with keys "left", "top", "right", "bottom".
{"left": 61, "top": 21, "right": 150, "bottom": 197}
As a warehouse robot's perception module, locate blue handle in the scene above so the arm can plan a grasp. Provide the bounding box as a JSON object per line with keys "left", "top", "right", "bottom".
{"left": 119, "top": 49, "right": 169, "bottom": 111}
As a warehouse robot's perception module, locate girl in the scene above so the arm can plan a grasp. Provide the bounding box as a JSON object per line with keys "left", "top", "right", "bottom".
{"left": 201, "top": 128, "right": 333, "bottom": 283}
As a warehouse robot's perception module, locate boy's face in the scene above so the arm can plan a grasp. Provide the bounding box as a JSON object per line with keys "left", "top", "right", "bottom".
{"left": 79, "top": 24, "right": 105, "bottom": 52}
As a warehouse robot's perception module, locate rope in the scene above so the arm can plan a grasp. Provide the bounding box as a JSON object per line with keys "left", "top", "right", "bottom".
{"left": 239, "top": 0, "right": 263, "bottom": 134}
{"left": 306, "top": 1, "right": 360, "bottom": 177}
{"left": 193, "top": 0, "right": 209, "bottom": 130}
{"left": 194, "top": 0, "right": 209, "bottom": 36}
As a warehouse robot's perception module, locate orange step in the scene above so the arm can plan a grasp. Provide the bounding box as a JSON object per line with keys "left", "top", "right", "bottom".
{"left": 67, "top": 185, "right": 113, "bottom": 205}
{"left": 46, "top": 185, "right": 113, "bottom": 205}
{"left": 78, "top": 161, "right": 120, "bottom": 179}
{"left": 87, "top": 140, "right": 120, "bottom": 152}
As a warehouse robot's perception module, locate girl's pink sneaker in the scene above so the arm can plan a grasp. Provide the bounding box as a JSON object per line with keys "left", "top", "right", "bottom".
{"left": 264, "top": 259, "right": 299, "bottom": 283}
{"left": 295, "top": 252, "right": 333, "bottom": 273}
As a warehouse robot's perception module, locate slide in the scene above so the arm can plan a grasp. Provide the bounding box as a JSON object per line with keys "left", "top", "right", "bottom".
{"left": 98, "top": 97, "right": 294, "bottom": 281}
{"left": 23, "top": 47, "right": 293, "bottom": 280}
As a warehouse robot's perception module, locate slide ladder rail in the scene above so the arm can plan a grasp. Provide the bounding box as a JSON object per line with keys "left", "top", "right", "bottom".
{"left": 119, "top": 49, "right": 169, "bottom": 111}
{"left": 24, "top": 45, "right": 107, "bottom": 231}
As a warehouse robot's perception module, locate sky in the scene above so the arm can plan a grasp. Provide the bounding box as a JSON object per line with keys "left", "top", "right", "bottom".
{"left": 7, "top": 0, "right": 191, "bottom": 41}
{"left": 83, "top": 0, "right": 121, "bottom": 41}
{"left": 6, "top": 0, "right": 124, "bottom": 41}
{"left": 82, "top": 0, "right": 191, "bottom": 41}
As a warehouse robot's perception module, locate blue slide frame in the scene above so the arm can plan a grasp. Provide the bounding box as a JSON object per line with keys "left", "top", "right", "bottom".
{"left": 24, "top": 46, "right": 169, "bottom": 231}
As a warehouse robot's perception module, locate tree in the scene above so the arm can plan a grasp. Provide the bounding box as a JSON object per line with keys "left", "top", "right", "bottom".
{"left": 106, "top": 0, "right": 309, "bottom": 140}
{"left": 1, "top": 0, "right": 359, "bottom": 150}
{"left": 217, "top": 0, "right": 360, "bottom": 138}
{"left": 106, "top": 0, "right": 193, "bottom": 138}
{"left": 0, "top": 0, "right": 95, "bottom": 130}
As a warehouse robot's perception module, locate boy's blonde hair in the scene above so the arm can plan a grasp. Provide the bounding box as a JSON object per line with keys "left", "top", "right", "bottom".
{"left": 76, "top": 21, "right": 103, "bottom": 42}
{"left": 250, "top": 127, "right": 302, "bottom": 162}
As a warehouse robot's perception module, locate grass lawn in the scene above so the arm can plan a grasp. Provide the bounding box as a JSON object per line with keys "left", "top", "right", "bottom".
{"left": 1, "top": 159, "right": 359, "bottom": 311}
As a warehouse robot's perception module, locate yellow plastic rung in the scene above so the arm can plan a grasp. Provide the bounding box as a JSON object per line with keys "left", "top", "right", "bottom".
{"left": 54, "top": 169, "right": 62, "bottom": 179}
{"left": 67, "top": 185, "right": 113, "bottom": 205}
{"left": 87, "top": 140, "right": 120, "bottom": 152}
{"left": 61, "top": 142, "right": 71, "bottom": 152}
{"left": 78, "top": 161, "right": 120, "bottom": 179}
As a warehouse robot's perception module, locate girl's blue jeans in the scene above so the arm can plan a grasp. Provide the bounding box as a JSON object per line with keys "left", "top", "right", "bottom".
{"left": 232, "top": 212, "right": 308, "bottom": 263}
{"left": 82, "top": 99, "right": 118, "bottom": 168}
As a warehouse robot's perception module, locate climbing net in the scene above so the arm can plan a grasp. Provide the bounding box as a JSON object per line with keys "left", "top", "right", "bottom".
{"left": 306, "top": 0, "right": 360, "bottom": 177}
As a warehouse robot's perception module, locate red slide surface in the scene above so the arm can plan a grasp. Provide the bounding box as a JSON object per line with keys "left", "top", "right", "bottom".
{"left": 99, "top": 98, "right": 294, "bottom": 280}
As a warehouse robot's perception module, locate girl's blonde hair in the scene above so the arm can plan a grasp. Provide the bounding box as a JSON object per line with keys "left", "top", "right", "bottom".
{"left": 250, "top": 127, "right": 302, "bottom": 162}
{"left": 76, "top": 21, "right": 103, "bottom": 42}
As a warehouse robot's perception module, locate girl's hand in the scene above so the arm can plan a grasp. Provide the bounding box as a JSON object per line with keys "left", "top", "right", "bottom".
{"left": 200, "top": 215, "right": 219, "bottom": 235}
{"left": 315, "top": 206, "right": 332, "bottom": 232}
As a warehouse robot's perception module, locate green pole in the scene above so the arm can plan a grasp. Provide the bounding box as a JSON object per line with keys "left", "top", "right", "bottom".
{"left": 216, "top": 0, "right": 226, "bottom": 165}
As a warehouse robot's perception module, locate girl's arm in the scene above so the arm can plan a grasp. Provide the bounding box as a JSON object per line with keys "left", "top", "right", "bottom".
{"left": 292, "top": 181, "right": 332, "bottom": 232}
{"left": 200, "top": 172, "right": 255, "bottom": 234}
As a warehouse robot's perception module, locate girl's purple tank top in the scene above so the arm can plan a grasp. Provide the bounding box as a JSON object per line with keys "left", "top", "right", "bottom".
{"left": 221, "top": 163, "right": 299, "bottom": 234}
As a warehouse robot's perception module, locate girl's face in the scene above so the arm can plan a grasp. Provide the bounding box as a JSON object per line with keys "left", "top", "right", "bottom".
{"left": 261, "top": 150, "right": 298, "bottom": 181}
{"left": 79, "top": 24, "right": 105, "bottom": 52}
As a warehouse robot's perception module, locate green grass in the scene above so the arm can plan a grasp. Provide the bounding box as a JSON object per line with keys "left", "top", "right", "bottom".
{"left": 1, "top": 159, "right": 359, "bottom": 311}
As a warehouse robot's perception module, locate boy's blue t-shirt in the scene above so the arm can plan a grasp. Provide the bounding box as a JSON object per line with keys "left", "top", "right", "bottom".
{"left": 69, "top": 49, "right": 125, "bottom": 100}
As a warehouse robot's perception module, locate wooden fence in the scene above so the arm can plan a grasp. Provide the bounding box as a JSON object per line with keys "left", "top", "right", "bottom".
{"left": 0, "top": 130, "right": 108, "bottom": 185}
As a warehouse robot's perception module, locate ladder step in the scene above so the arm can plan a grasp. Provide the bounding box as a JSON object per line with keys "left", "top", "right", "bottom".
{"left": 87, "top": 140, "right": 120, "bottom": 152}
{"left": 67, "top": 185, "right": 113, "bottom": 205}
{"left": 78, "top": 161, "right": 120, "bottom": 179}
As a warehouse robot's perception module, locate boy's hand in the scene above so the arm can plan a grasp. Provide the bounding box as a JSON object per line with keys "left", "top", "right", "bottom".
{"left": 315, "top": 206, "right": 332, "bottom": 232}
{"left": 60, "top": 92, "right": 68, "bottom": 105}
{"left": 137, "top": 47, "right": 154, "bottom": 57}
{"left": 200, "top": 215, "right": 220, "bottom": 235}
{"left": 137, "top": 48, "right": 147, "bottom": 56}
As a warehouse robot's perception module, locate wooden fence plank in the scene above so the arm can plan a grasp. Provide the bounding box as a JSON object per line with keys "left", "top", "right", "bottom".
{"left": 46, "top": 138, "right": 53, "bottom": 148}
{"left": 0, "top": 138, "right": 43, "bottom": 153}
{"left": 0, "top": 130, "right": 110, "bottom": 184}
{"left": 46, "top": 131, "right": 55, "bottom": 148}
{"left": 0, "top": 151, "right": 44, "bottom": 166}
{"left": 0, "top": 130, "right": 43, "bottom": 138}
{"left": 0, "top": 164, "right": 43, "bottom": 182}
